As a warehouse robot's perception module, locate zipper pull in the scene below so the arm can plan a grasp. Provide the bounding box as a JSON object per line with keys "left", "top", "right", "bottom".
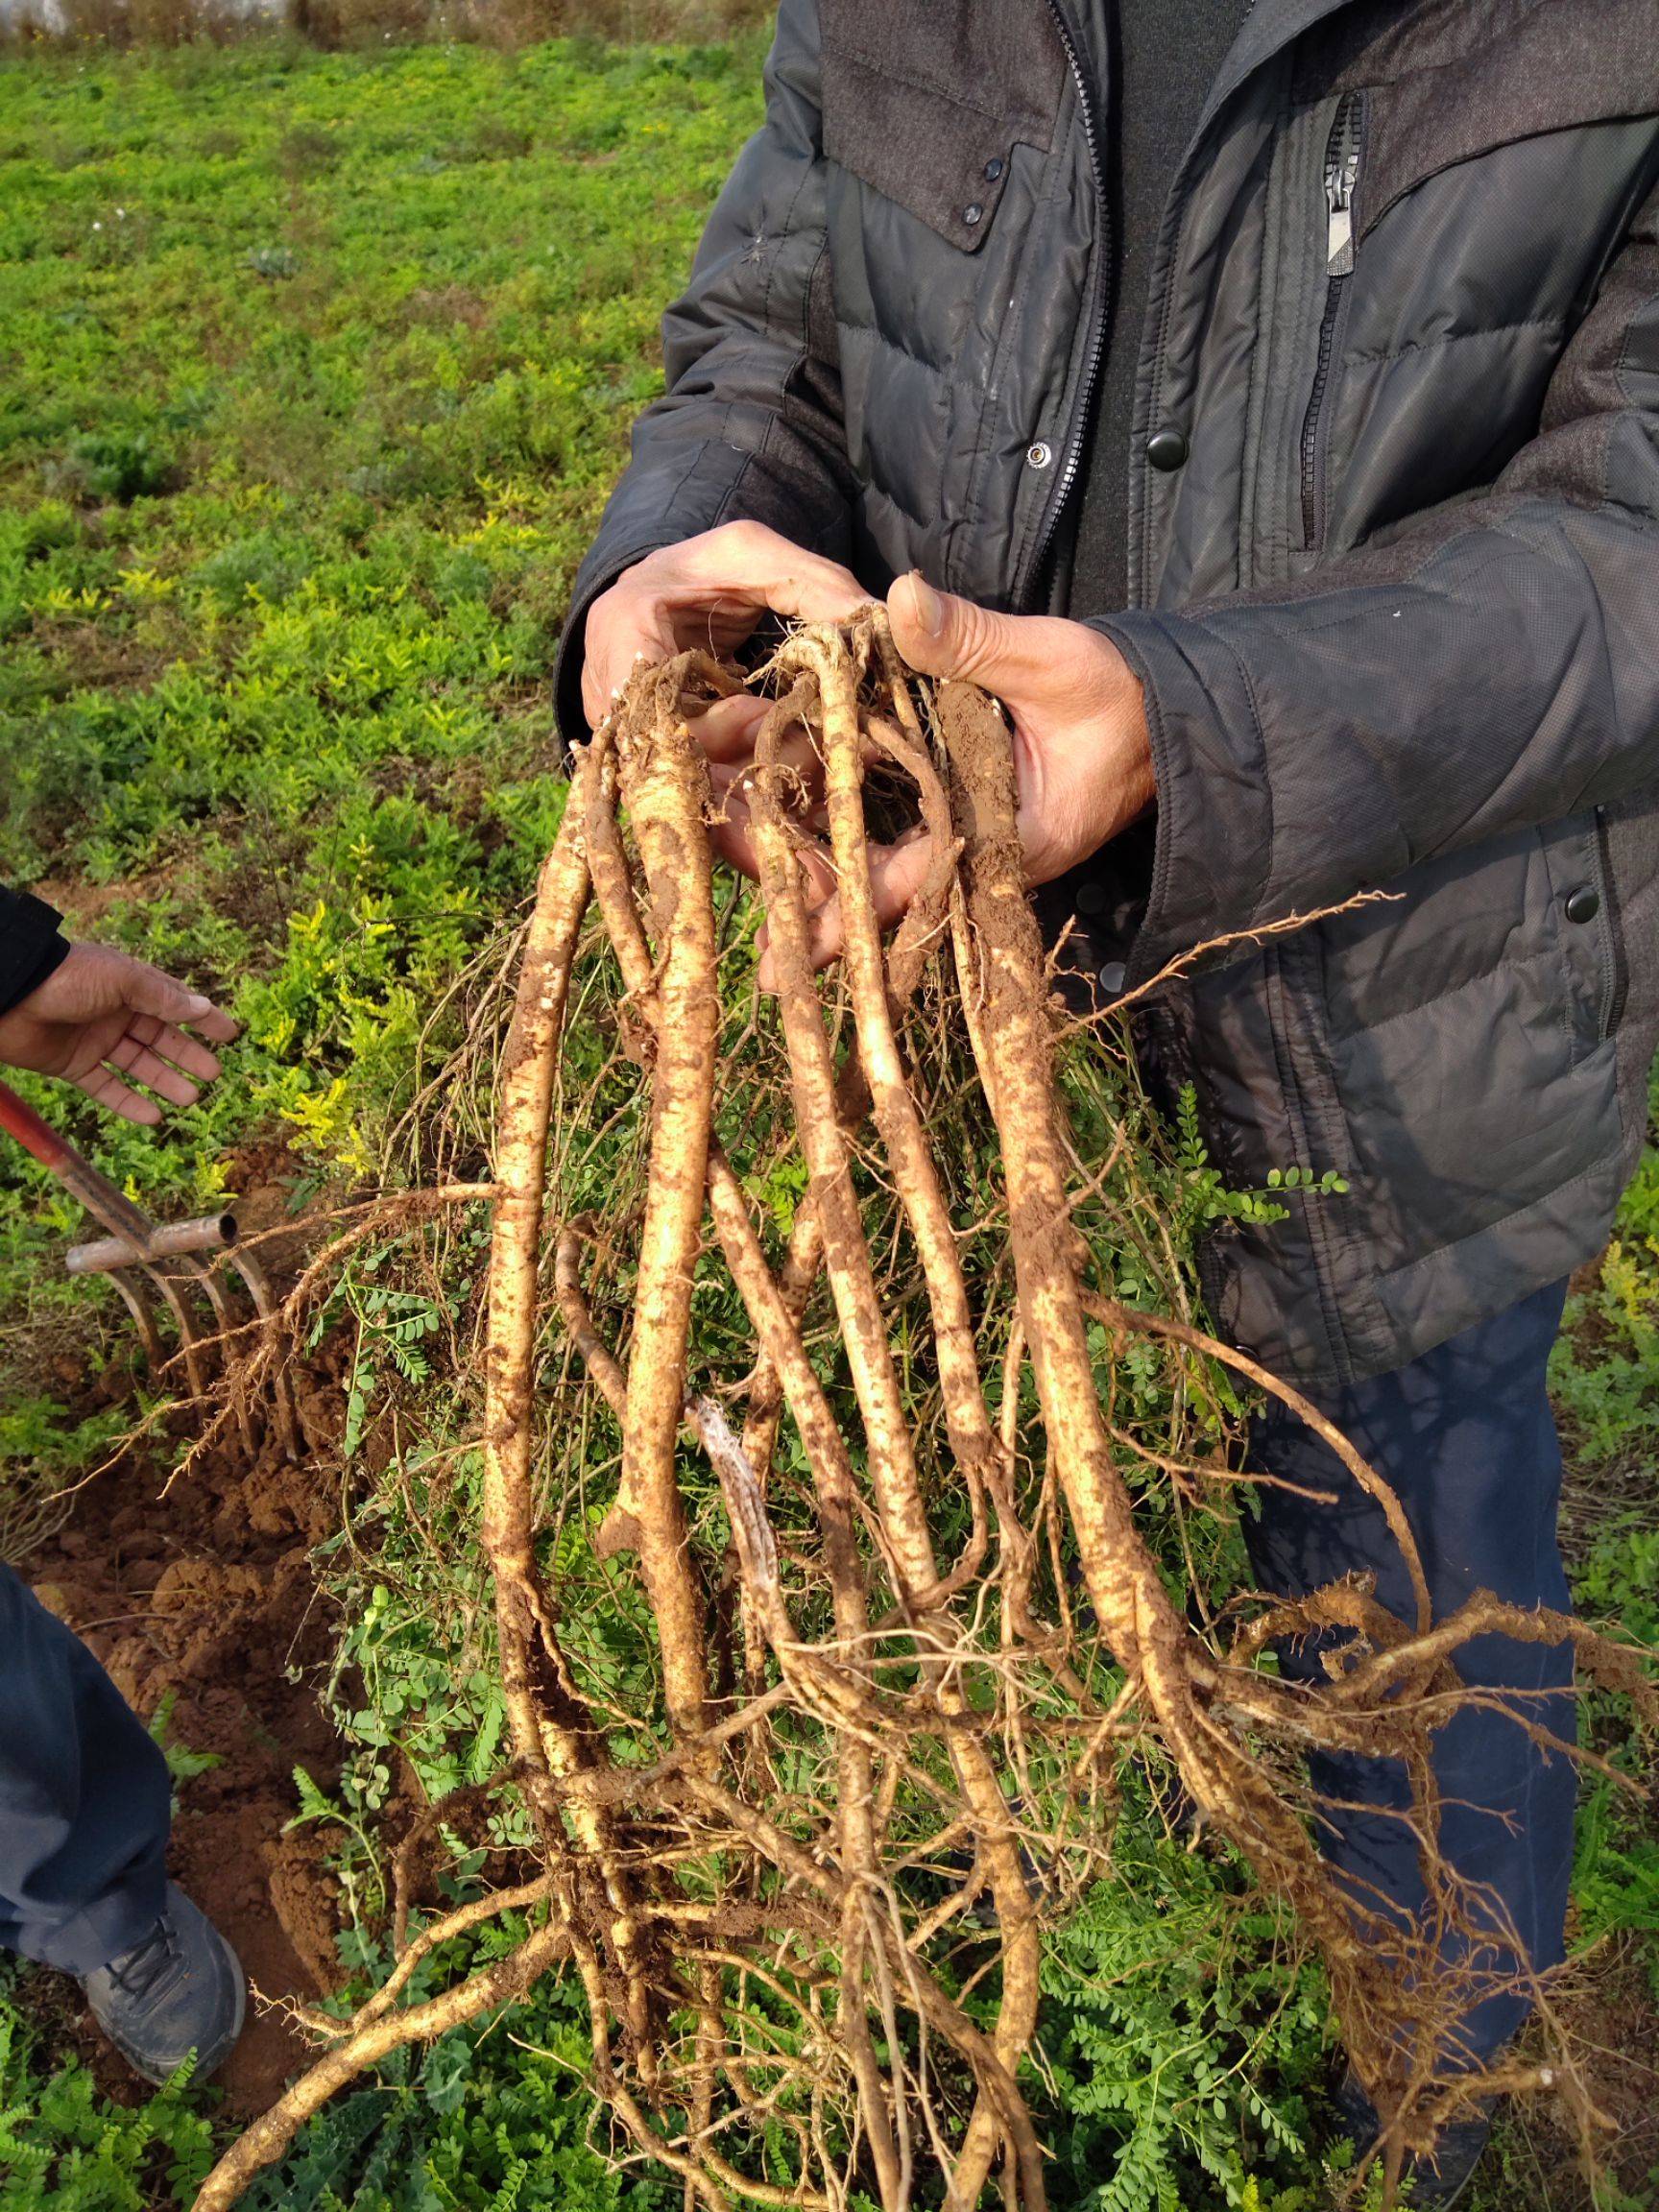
{"left": 1323, "top": 95, "right": 1361, "bottom": 275}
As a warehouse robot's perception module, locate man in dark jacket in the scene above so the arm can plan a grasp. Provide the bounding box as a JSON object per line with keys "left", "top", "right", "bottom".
{"left": 557, "top": 3, "right": 1659, "bottom": 2199}
{"left": 0, "top": 883, "right": 246, "bottom": 2083}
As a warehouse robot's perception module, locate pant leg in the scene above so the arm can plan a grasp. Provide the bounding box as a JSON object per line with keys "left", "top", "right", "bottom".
{"left": 1242, "top": 1279, "right": 1576, "bottom": 2065}
{"left": 0, "top": 1562, "right": 172, "bottom": 1975}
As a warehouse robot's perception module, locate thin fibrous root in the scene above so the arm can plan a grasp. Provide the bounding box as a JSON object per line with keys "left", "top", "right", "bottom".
{"left": 205, "top": 623, "right": 1654, "bottom": 2212}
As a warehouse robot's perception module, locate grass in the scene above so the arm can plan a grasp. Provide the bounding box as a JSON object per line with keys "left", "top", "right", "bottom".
{"left": 0, "top": 33, "right": 1656, "bottom": 2212}
{"left": 0, "top": 28, "right": 761, "bottom": 1390}
{"left": 0, "top": 31, "right": 764, "bottom": 2204}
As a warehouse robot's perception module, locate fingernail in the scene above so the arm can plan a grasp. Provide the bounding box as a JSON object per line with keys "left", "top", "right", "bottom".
{"left": 183, "top": 993, "right": 212, "bottom": 1015}
{"left": 905, "top": 571, "right": 945, "bottom": 638}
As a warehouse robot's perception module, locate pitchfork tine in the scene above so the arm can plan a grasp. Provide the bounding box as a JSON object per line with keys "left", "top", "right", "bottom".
{"left": 176, "top": 1253, "right": 257, "bottom": 1454}
{"left": 0, "top": 1078, "right": 252, "bottom": 1439}
{"left": 225, "top": 1243, "right": 301, "bottom": 1461}
{"left": 145, "top": 1264, "right": 215, "bottom": 1406}
{"left": 107, "top": 1266, "right": 167, "bottom": 1372}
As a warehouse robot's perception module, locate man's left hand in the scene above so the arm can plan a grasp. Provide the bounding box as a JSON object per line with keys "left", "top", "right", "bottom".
{"left": 887, "top": 571, "right": 1153, "bottom": 874}
{"left": 740, "top": 574, "right": 1153, "bottom": 978}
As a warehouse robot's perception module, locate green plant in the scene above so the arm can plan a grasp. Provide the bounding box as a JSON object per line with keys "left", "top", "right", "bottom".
{"left": 0, "top": 1392, "right": 130, "bottom": 1556}
{"left": 232, "top": 1921, "right": 674, "bottom": 2212}
{"left": 66, "top": 428, "right": 177, "bottom": 503}
{"left": 0, "top": 1982, "right": 216, "bottom": 2210}
{"left": 1550, "top": 1112, "right": 1659, "bottom": 1468}
{"left": 148, "top": 1684, "right": 227, "bottom": 1794}
{"left": 1038, "top": 1813, "right": 1331, "bottom": 2211}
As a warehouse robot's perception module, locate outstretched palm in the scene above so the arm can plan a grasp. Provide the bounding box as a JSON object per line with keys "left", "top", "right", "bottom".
{"left": 0, "top": 944, "right": 237, "bottom": 1126}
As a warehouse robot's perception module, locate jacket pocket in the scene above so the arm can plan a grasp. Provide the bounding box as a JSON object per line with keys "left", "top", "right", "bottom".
{"left": 819, "top": 0, "right": 1065, "bottom": 252}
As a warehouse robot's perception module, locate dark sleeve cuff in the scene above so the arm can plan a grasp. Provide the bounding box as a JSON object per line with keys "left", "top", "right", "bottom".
{"left": 1088, "top": 611, "right": 1276, "bottom": 988}
{"left": 0, "top": 887, "right": 70, "bottom": 1018}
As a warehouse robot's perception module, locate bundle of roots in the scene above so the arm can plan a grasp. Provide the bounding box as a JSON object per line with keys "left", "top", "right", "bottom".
{"left": 198, "top": 617, "right": 1654, "bottom": 2212}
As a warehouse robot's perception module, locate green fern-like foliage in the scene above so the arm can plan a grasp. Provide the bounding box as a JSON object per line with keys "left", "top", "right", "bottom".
{"left": 0, "top": 1990, "right": 216, "bottom": 2212}
{"left": 1036, "top": 1799, "right": 1332, "bottom": 2212}
{"left": 229, "top": 1952, "right": 674, "bottom": 2212}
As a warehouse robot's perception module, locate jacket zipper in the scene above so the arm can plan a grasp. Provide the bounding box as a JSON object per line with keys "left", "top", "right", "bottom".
{"left": 1025, "top": 0, "right": 1112, "bottom": 607}
{"left": 1028, "top": 0, "right": 1266, "bottom": 608}
{"left": 1299, "top": 91, "right": 1363, "bottom": 549}
{"left": 1592, "top": 805, "right": 1629, "bottom": 1036}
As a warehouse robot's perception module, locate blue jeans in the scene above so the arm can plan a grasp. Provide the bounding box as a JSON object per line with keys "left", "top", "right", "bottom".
{"left": 0, "top": 1564, "right": 170, "bottom": 1975}
{"left": 1243, "top": 1279, "right": 1576, "bottom": 2062}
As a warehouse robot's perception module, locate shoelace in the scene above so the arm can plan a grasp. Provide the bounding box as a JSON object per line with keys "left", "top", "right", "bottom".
{"left": 105, "top": 1915, "right": 180, "bottom": 2003}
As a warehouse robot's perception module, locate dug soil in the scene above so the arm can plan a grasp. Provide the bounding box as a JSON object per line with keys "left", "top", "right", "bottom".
{"left": 17, "top": 1142, "right": 351, "bottom": 2120}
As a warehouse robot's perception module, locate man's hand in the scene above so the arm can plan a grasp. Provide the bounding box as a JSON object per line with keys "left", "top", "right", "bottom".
{"left": 0, "top": 944, "right": 238, "bottom": 1127}
{"left": 581, "top": 520, "right": 868, "bottom": 742}
{"left": 888, "top": 572, "right": 1153, "bottom": 879}
{"left": 764, "top": 572, "right": 1155, "bottom": 976}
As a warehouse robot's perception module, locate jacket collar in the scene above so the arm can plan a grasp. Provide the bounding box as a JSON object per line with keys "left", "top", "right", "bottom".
{"left": 1202, "top": 0, "right": 1362, "bottom": 131}
{"left": 1054, "top": 0, "right": 1362, "bottom": 136}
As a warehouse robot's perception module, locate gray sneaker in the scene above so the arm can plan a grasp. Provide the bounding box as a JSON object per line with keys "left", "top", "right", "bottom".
{"left": 82, "top": 1883, "right": 246, "bottom": 2086}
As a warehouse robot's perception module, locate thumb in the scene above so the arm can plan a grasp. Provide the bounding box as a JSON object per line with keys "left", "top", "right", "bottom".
{"left": 887, "top": 570, "right": 1035, "bottom": 690}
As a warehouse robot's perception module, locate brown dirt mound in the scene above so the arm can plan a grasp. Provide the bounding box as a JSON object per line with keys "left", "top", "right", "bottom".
{"left": 17, "top": 1144, "right": 354, "bottom": 2119}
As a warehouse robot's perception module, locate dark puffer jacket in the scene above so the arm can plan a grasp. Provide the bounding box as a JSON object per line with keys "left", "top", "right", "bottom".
{"left": 559, "top": 0, "right": 1659, "bottom": 1390}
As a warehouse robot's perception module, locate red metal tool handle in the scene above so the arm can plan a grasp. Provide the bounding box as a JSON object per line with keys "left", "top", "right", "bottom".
{"left": 0, "top": 1077, "right": 71, "bottom": 1169}
{"left": 0, "top": 1075, "right": 154, "bottom": 1245}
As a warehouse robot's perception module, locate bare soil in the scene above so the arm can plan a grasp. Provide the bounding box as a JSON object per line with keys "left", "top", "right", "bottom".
{"left": 1498, "top": 1930, "right": 1659, "bottom": 2206}
{"left": 16, "top": 1142, "right": 351, "bottom": 2119}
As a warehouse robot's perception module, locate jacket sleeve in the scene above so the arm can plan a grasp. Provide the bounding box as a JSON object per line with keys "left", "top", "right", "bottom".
{"left": 0, "top": 886, "right": 69, "bottom": 1018}
{"left": 553, "top": 0, "right": 855, "bottom": 746}
{"left": 1097, "top": 177, "right": 1659, "bottom": 987}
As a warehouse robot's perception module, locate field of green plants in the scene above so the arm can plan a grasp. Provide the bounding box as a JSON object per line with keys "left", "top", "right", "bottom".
{"left": 2, "top": 34, "right": 1658, "bottom": 2212}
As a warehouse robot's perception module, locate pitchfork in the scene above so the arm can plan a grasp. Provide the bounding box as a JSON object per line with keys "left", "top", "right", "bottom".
{"left": 0, "top": 1077, "right": 299, "bottom": 1460}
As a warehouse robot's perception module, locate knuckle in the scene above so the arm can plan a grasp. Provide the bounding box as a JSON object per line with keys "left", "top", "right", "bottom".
{"left": 584, "top": 598, "right": 622, "bottom": 654}
{"left": 721, "top": 518, "right": 769, "bottom": 563}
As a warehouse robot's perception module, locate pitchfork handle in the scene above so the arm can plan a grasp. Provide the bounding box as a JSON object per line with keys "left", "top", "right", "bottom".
{"left": 0, "top": 1078, "right": 72, "bottom": 1169}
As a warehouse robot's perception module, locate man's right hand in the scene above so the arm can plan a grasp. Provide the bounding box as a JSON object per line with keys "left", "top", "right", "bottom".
{"left": 580, "top": 521, "right": 867, "bottom": 743}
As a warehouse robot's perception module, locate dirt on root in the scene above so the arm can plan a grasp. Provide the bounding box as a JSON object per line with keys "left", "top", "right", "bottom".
{"left": 16, "top": 1140, "right": 355, "bottom": 2120}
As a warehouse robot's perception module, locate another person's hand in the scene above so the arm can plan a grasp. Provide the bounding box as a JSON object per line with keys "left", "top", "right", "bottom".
{"left": 580, "top": 520, "right": 867, "bottom": 744}
{"left": 0, "top": 943, "right": 238, "bottom": 1126}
